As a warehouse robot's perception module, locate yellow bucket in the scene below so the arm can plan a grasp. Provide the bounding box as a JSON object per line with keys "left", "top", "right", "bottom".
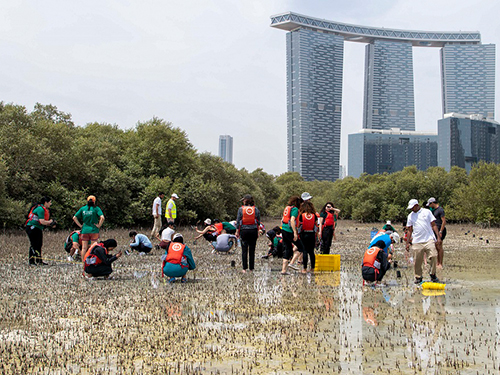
{"left": 314, "top": 254, "right": 340, "bottom": 272}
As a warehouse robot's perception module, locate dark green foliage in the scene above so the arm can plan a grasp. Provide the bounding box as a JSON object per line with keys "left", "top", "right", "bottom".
{"left": 1, "top": 101, "right": 500, "bottom": 227}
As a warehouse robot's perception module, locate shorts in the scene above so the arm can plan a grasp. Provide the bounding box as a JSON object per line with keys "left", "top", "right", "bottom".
{"left": 81, "top": 233, "right": 99, "bottom": 242}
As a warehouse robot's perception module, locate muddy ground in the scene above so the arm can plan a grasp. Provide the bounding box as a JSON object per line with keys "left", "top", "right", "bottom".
{"left": 0, "top": 220, "right": 499, "bottom": 374}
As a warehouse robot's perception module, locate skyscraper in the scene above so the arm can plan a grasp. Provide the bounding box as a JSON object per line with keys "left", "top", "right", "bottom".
{"left": 363, "top": 40, "right": 415, "bottom": 131}
{"left": 286, "top": 29, "right": 343, "bottom": 181}
{"left": 441, "top": 44, "right": 495, "bottom": 119}
{"left": 271, "top": 12, "right": 493, "bottom": 179}
{"left": 218, "top": 135, "right": 233, "bottom": 163}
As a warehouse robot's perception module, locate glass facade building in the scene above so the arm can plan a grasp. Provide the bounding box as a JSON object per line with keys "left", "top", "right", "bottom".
{"left": 441, "top": 44, "right": 495, "bottom": 120}
{"left": 271, "top": 12, "right": 494, "bottom": 179}
{"left": 349, "top": 130, "right": 438, "bottom": 178}
{"left": 286, "top": 28, "right": 344, "bottom": 181}
{"left": 438, "top": 114, "right": 500, "bottom": 172}
{"left": 218, "top": 135, "right": 233, "bottom": 164}
{"left": 363, "top": 40, "right": 415, "bottom": 131}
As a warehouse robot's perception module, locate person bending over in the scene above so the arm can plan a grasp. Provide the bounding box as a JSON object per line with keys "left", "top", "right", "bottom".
{"left": 129, "top": 231, "right": 153, "bottom": 254}
{"left": 212, "top": 233, "right": 238, "bottom": 253}
{"left": 162, "top": 234, "right": 196, "bottom": 283}
{"left": 83, "top": 239, "right": 122, "bottom": 279}
{"left": 362, "top": 239, "right": 390, "bottom": 284}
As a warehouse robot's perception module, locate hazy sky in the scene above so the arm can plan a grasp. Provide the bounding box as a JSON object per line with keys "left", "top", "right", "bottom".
{"left": 1, "top": 0, "right": 499, "bottom": 176}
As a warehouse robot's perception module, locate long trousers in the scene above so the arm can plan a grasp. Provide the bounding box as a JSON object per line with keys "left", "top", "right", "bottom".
{"left": 240, "top": 229, "right": 258, "bottom": 270}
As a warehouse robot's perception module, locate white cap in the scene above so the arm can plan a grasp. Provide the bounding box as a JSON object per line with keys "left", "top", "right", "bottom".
{"left": 426, "top": 197, "right": 436, "bottom": 206}
{"left": 391, "top": 232, "right": 400, "bottom": 243}
{"left": 407, "top": 199, "right": 419, "bottom": 210}
{"left": 171, "top": 193, "right": 179, "bottom": 198}
{"left": 173, "top": 233, "right": 183, "bottom": 240}
{"left": 386, "top": 220, "right": 391, "bottom": 225}
{"left": 204, "top": 218, "right": 211, "bottom": 225}
{"left": 301, "top": 192, "right": 312, "bottom": 201}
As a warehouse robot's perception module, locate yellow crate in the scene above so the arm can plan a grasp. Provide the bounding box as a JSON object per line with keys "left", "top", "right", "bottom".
{"left": 314, "top": 254, "right": 340, "bottom": 272}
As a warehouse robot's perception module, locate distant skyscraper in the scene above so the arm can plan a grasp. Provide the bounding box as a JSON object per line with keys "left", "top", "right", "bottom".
{"left": 363, "top": 40, "right": 415, "bottom": 131}
{"left": 349, "top": 129, "right": 437, "bottom": 178}
{"left": 218, "top": 135, "right": 233, "bottom": 163}
{"left": 441, "top": 44, "right": 495, "bottom": 119}
{"left": 271, "top": 12, "right": 490, "bottom": 179}
{"left": 286, "top": 29, "right": 343, "bottom": 181}
{"left": 438, "top": 113, "right": 500, "bottom": 172}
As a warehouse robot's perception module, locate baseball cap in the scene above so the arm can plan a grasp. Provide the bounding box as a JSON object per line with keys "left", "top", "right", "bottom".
{"left": 301, "top": 192, "right": 312, "bottom": 201}
{"left": 87, "top": 195, "right": 96, "bottom": 202}
{"left": 241, "top": 194, "right": 253, "bottom": 201}
{"left": 386, "top": 220, "right": 391, "bottom": 225}
{"left": 407, "top": 199, "right": 419, "bottom": 210}
{"left": 204, "top": 218, "right": 211, "bottom": 225}
{"left": 171, "top": 193, "right": 179, "bottom": 199}
{"left": 426, "top": 197, "right": 436, "bottom": 206}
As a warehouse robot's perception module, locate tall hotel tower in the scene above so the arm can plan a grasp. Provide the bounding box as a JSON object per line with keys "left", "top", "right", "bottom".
{"left": 271, "top": 12, "right": 494, "bottom": 179}
{"left": 218, "top": 135, "right": 233, "bottom": 164}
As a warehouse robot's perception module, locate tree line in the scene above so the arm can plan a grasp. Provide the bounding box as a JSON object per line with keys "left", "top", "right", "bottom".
{"left": 1, "top": 102, "right": 499, "bottom": 229}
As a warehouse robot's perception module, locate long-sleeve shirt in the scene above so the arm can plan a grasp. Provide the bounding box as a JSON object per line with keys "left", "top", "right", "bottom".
{"left": 130, "top": 234, "right": 152, "bottom": 248}
{"left": 93, "top": 246, "right": 118, "bottom": 266}
{"left": 163, "top": 245, "right": 196, "bottom": 277}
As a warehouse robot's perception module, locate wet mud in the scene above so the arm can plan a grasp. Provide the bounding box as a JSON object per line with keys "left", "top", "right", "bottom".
{"left": 0, "top": 221, "right": 499, "bottom": 374}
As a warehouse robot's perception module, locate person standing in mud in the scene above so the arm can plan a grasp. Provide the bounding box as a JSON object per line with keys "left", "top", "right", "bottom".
{"left": 236, "top": 194, "right": 260, "bottom": 273}
{"left": 25, "top": 196, "right": 55, "bottom": 265}
{"left": 319, "top": 202, "right": 341, "bottom": 254}
{"left": 73, "top": 195, "right": 105, "bottom": 261}
{"left": 426, "top": 197, "right": 446, "bottom": 269}
{"left": 298, "top": 197, "right": 319, "bottom": 273}
{"left": 151, "top": 192, "right": 164, "bottom": 239}
{"left": 406, "top": 199, "right": 441, "bottom": 284}
{"left": 280, "top": 195, "right": 303, "bottom": 274}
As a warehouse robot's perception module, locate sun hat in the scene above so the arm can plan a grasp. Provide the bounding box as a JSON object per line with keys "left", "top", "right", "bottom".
{"left": 301, "top": 192, "right": 313, "bottom": 201}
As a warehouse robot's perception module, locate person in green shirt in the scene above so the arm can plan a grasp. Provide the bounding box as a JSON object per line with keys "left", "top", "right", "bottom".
{"left": 25, "top": 196, "right": 54, "bottom": 265}
{"left": 73, "top": 195, "right": 105, "bottom": 261}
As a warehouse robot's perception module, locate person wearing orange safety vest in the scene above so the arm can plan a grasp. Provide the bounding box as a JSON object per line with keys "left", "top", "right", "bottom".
{"left": 162, "top": 233, "right": 196, "bottom": 283}
{"left": 236, "top": 194, "right": 260, "bottom": 273}
{"left": 280, "top": 195, "right": 304, "bottom": 275}
{"left": 362, "top": 239, "right": 390, "bottom": 283}
{"left": 83, "top": 239, "right": 122, "bottom": 278}
{"left": 298, "top": 197, "right": 319, "bottom": 274}
{"left": 25, "top": 196, "right": 55, "bottom": 265}
{"left": 319, "top": 201, "right": 341, "bottom": 254}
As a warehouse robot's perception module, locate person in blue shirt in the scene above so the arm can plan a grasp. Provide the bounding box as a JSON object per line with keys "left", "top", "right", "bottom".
{"left": 369, "top": 231, "right": 399, "bottom": 260}
{"left": 129, "top": 231, "right": 153, "bottom": 254}
{"left": 162, "top": 233, "right": 196, "bottom": 283}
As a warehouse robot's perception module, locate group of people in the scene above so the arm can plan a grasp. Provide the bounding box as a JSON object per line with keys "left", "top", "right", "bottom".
{"left": 362, "top": 197, "right": 446, "bottom": 286}
{"left": 26, "top": 190, "right": 447, "bottom": 286}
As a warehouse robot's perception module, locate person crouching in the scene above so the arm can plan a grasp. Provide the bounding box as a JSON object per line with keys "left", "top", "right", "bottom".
{"left": 129, "top": 231, "right": 153, "bottom": 254}
{"left": 162, "top": 234, "right": 196, "bottom": 283}
{"left": 362, "top": 240, "right": 390, "bottom": 284}
{"left": 83, "top": 239, "right": 122, "bottom": 279}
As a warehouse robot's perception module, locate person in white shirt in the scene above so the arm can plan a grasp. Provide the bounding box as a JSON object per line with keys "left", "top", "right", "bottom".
{"left": 157, "top": 222, "right": 175, "bottom": 249}
{"left": 151, "top": 192, "right": 165, "bottom": 239}
{"left": 405, "top": 199, "right": 442, "bottom": 284}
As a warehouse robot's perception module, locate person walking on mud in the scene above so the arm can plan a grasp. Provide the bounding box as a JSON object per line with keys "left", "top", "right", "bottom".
{"left": 280, "top": 195, "right": 303, "bottom": 274}
{"left": 406, "top": 199, "right": 442, "bottom": 284}
{"left": 426, "top": 197, "right": 446, "bottom": 269}
{"left": 25, "top": 196, "right": 55, "bottom": 265}
{"left": 151, "top": 192, "right": 164, "bottom": 239}
{"left": 73, "top": 195, "right": 105, "bottom": 261}
{"left": 236, "top": 194, "right": 260, "bottom": 273}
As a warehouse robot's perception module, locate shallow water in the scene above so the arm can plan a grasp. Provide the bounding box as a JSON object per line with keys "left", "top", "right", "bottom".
{"left": 0, "top": 222, "right": 499, "bottom": 374}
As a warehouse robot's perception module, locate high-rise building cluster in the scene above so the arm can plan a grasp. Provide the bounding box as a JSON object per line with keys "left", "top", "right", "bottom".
{"left": 271, "top": 12, "right": 496, "bottom": 180}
